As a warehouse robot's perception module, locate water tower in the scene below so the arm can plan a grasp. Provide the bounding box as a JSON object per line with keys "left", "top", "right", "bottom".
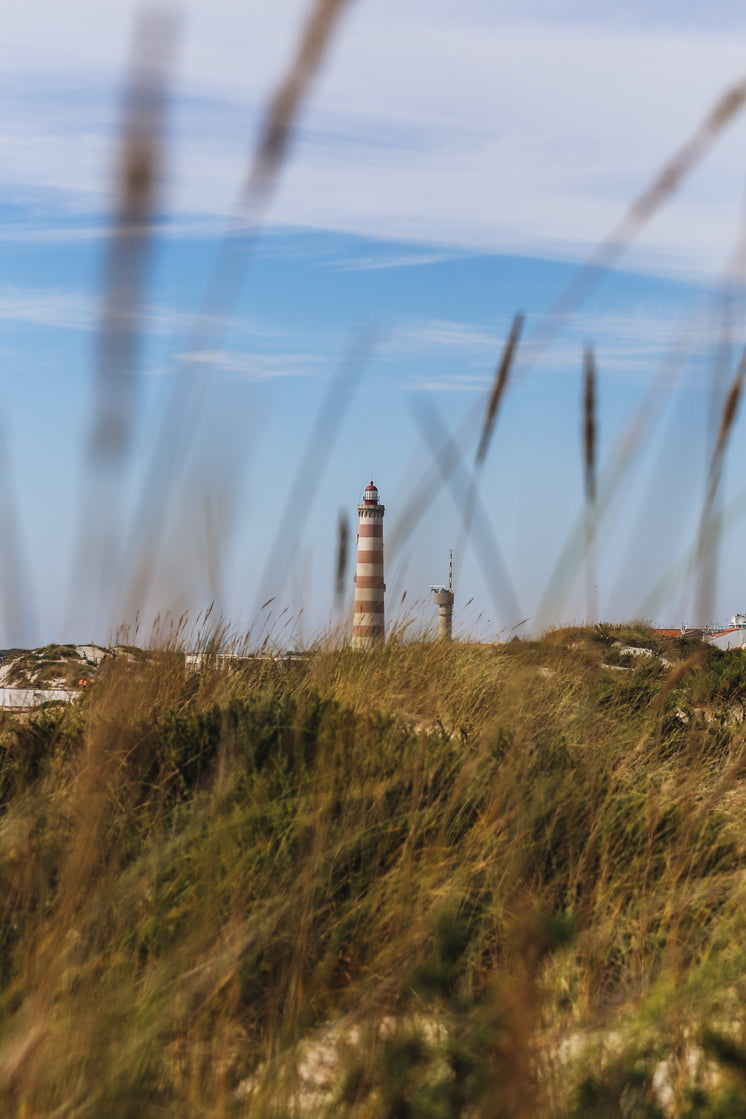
{"left": 352, "top": 481, "right": 385, "bottom": 649}
{"left": 430, "top": 550, "right": 454, "bottom": 641}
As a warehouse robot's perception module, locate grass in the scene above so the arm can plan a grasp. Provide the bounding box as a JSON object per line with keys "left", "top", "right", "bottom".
{"left": 4, "top": 644, "right": 101, "bottom": 689}
{"left": 1, "top": 629, "right": 746, "bottom": 1114}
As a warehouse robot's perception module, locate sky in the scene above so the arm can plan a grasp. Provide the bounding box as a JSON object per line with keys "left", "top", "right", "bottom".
{"left": 3, "top": 0, "right": 746, "bottom": 646}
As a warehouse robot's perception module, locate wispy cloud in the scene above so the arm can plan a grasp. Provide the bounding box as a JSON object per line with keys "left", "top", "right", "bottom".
{"left": 0, "top": 286, "right": 292, "bottom": 345}
{"left": 410, "top": 373, "right": 492, "bottom": 393}
{"left": 534, "top": 305, "right": 698, "bottom": 380}
{"left": 0, "top": 288, "right": 96, "bottom": 331}
{"left": 0, "top": 216, "right": 226, "bottom": 245}
{"left": 178, "top": 348, "right": 323, "bottom": 380}
{"left": 2, "top": 4, "right": 746, "bottom": 280}
{"left": 328, "top": 249, "right": 464, "bottom": 271}
{"left": 395, "top": 319, "right": 500, "bottom": 351}
{"left": 0, "top": 286, "right": 198, "bottom": 334}
{"left": 382, "top": 304, "right": 697, "bottom": 393}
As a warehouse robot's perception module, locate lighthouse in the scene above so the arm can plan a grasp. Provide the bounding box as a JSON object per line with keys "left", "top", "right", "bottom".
{"left": 352, "top": 481, "right": 385, "bottom": 649}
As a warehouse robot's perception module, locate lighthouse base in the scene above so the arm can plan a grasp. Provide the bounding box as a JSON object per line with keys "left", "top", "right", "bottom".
{"left": 352, "top": 627, "right": 385, "bottom": 651}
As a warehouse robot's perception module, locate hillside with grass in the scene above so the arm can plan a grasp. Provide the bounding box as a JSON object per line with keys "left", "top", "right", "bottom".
{"left": 2, "top": 627, "right": 746, "bottom": 1115}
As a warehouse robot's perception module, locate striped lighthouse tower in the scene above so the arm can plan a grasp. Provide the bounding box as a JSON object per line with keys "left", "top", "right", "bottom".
{"left": 352, "top": 481, "right": 385, "bottom": 649}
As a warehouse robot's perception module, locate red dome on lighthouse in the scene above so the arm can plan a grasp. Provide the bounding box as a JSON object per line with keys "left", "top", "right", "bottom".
{"left": 364, "top": 481, "right": 379, "bottom": 506}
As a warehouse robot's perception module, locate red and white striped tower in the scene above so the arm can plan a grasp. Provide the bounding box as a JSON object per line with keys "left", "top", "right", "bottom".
{"left": 352, "top": 481, "right": 385, "bottom": 649}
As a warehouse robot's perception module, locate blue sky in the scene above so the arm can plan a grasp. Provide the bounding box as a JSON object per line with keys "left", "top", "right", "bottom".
{"left": 2, "top": 0, "right": 746, "bottom": 646}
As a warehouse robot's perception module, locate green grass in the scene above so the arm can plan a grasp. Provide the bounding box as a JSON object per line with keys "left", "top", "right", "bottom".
{"left": 5, "top": 644, "right": 98, "bottom": 689}
{"left": 1, "top": 629, "right": 746, "bottom": 1114}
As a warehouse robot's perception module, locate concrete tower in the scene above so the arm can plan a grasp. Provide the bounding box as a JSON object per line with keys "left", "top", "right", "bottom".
{"left": 352, "top": 481, "right": 385, "bottom": 649}
{"left": 430, "top": 550, "right": 454, "bottom": 641}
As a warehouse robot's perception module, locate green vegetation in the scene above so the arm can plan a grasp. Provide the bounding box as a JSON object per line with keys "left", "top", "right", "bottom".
{"left": 4, "top": 644, "right": 104, "bottom": 689}
{"left": 2, "top": 628, "right": 746, "bottom": 1115}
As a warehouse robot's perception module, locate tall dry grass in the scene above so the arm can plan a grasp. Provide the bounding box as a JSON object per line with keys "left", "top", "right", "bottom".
{"left": 2, "top": 630, "right": 746, "bottom": 1115}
